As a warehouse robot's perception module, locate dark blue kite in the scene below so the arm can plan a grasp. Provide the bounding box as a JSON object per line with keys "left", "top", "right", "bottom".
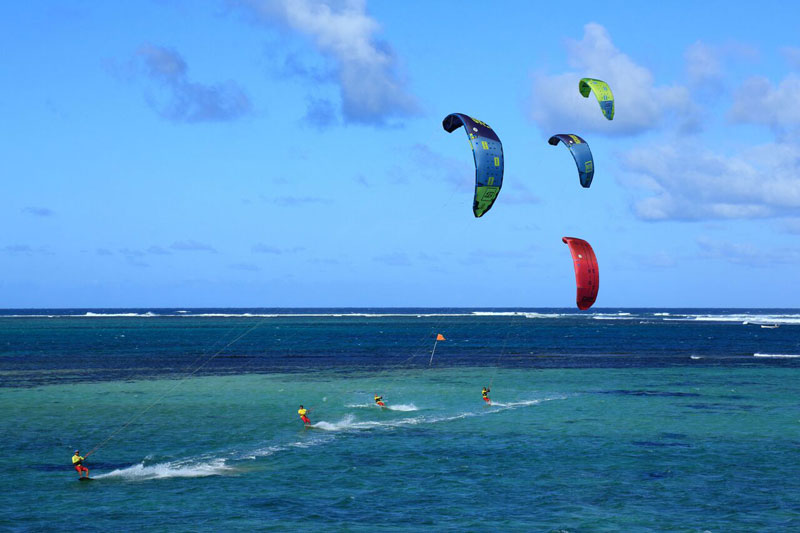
{"left": 442, "top": 113, "right": 504, "bottom": 217}
{"left": 548, "top": 134, "right": 595, "bottom": 188}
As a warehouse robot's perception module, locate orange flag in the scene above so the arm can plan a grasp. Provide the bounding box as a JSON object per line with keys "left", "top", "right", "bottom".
{"left": 436, "top": 334, "right": 445, "bottom": 341}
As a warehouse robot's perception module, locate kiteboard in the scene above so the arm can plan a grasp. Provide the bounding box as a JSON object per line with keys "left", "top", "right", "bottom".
{"left": 78, "top": 478, "right": 93, "bottom": 482}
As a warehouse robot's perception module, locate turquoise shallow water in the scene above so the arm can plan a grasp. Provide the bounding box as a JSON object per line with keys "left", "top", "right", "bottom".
{"left": 3, "top": 366, "right": 799, "bottom": 531}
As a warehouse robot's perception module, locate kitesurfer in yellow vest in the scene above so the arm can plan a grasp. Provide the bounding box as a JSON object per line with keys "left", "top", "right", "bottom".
{"left": 374, "top": 394, "right": 385, "bottom": 407}
{"left": 72, "top": 450, "right": 89, "bottom": 478}
{"left": 298, "top": 405, "right": 311, "bottom": 425}
{"left": 482, "top": 387, "right": 491, "bottom": 405}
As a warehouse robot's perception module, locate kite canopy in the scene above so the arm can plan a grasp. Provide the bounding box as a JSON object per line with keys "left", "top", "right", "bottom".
{"left": 442, "top": 113, "right": 504, "bottom": 217}
{"left": 548, "top": 134, "right": 595, "bottom": 188}
{"left": 562, "top": 237, "right": 599, "bottom": 310}
{"left": 579, "top": 78, "right": 614, "bottom": 120}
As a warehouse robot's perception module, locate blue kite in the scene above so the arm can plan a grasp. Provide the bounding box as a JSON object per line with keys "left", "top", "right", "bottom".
{"left": 442, "top": 113, "right": 504, "bottom": 217}
{"left": 548, "top": 134, "right": 595, "bottom": 188}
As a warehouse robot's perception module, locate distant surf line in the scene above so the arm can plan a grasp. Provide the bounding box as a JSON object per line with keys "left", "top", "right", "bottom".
{"left": 5, "top": 309, "right": 800, "bottom": 323}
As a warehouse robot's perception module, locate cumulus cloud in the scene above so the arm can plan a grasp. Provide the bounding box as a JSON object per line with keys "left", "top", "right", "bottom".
{"left": 22, "top": 206, "right": 55, "bottom": 217}
{"left": 137, "top": 44, "right": 251, "bottom": 122}
{"left": 685, "top": 41, "right": 724, "bottom": 94}
{"left": 685, "top": 41, "right": 757, "bottom": 95}
{"left": 530, "top": 23, "right": 699, "bottom": 136}
{"left": 236, "top": 0, "right": 418, "bottom": 125}
{"left": 729, "top": 74, "right": 800, "bottom": 137}
{"left": 621, "top": 141, "right": 800, "bottom": 221}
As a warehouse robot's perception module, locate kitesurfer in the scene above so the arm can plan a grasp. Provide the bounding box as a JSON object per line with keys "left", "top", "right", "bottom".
{"left": 72, "top": 450, "right": 89, "bottom": 478}
{"left": 298, "top": 405, "right": 311, "bottom": 425}
{"left": 374, "top": 394, "right": 385, "bottom": 407}
{"left": 482, "top": 387, "right": 491, "bottom": 404}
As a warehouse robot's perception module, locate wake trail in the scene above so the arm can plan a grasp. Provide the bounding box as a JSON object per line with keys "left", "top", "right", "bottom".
{"left": 313, "top": 396, "right": 566, "bottom": 432}
{"left": 94, "top": 458, "right": 233, "bottom": 481}
{"left": 346, "top": 403, "right": 419, "bottom": 411}
{"left": 94, "top": 396, "right": 566, "bottom": 481}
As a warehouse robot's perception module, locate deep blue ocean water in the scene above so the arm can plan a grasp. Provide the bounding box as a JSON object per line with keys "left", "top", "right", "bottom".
{"left": 1, "top": 308, "right": 799, "bottom": 531}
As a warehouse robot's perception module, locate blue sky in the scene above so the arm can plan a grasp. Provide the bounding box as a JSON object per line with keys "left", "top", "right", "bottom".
{"left": 2, "top": 0, "right": 800, "bottom": 308}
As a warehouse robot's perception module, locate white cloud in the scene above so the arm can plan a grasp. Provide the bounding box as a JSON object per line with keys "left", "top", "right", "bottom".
{"left": 685, "top": 41, "right": 758, "bottom": 95}
{"left": 137, "top": 44, "right": 251, "bottom": 122}
{"left": 622, "top": 141, "right": 800, "bottom": 221}
{"left": 729, "top": 74, "right": 800, "bottom": 136}
{"left": 238, "top": 0, "right": 418, "bottom": 125}
{"left": 685, "top": 41, "right": 723, "bottom": 92}
{"left": 530, "top": 23, "right": 699, "bottom": 136}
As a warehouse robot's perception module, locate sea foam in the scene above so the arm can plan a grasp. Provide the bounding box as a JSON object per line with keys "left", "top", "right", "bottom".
{"left": 94, "top": 458, "right": 232, "bottom": 481}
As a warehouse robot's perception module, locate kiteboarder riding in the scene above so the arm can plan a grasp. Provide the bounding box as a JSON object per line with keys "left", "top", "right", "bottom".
{"left": 298, "top": 405, "right": 311, "bottom": 425}
{"left": 482, "top": 387, "right": 491, "bottom": 405}
{"left": 374, "top": 394, "right": 385, "bottom": 407}
{"left": 72, "top": 450, "right": 89, "bottom": 478}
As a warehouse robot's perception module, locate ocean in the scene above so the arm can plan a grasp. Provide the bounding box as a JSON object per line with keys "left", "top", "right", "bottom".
{"left": 1, "top": 309, "right": 798, "bottom": 531}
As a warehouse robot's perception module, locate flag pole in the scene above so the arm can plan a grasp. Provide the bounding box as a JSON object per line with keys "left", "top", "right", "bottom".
{"left": 429, "top": 339, "right": 438, "bottom": 366}
{"left": 429, "top": 334, "right": 445, "bottom": 366}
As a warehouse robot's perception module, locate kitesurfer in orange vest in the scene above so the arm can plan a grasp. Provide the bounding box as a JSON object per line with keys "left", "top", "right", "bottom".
{"left": 481, "top": 387, "right": 491, "bottom": 404}
{"left": 374, "top": 394, "right": 385, "bottom": 407}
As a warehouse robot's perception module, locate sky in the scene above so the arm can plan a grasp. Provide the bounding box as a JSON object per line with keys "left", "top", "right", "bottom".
{"left": 2, "top": 0, "right": 800, "bottom": 308}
